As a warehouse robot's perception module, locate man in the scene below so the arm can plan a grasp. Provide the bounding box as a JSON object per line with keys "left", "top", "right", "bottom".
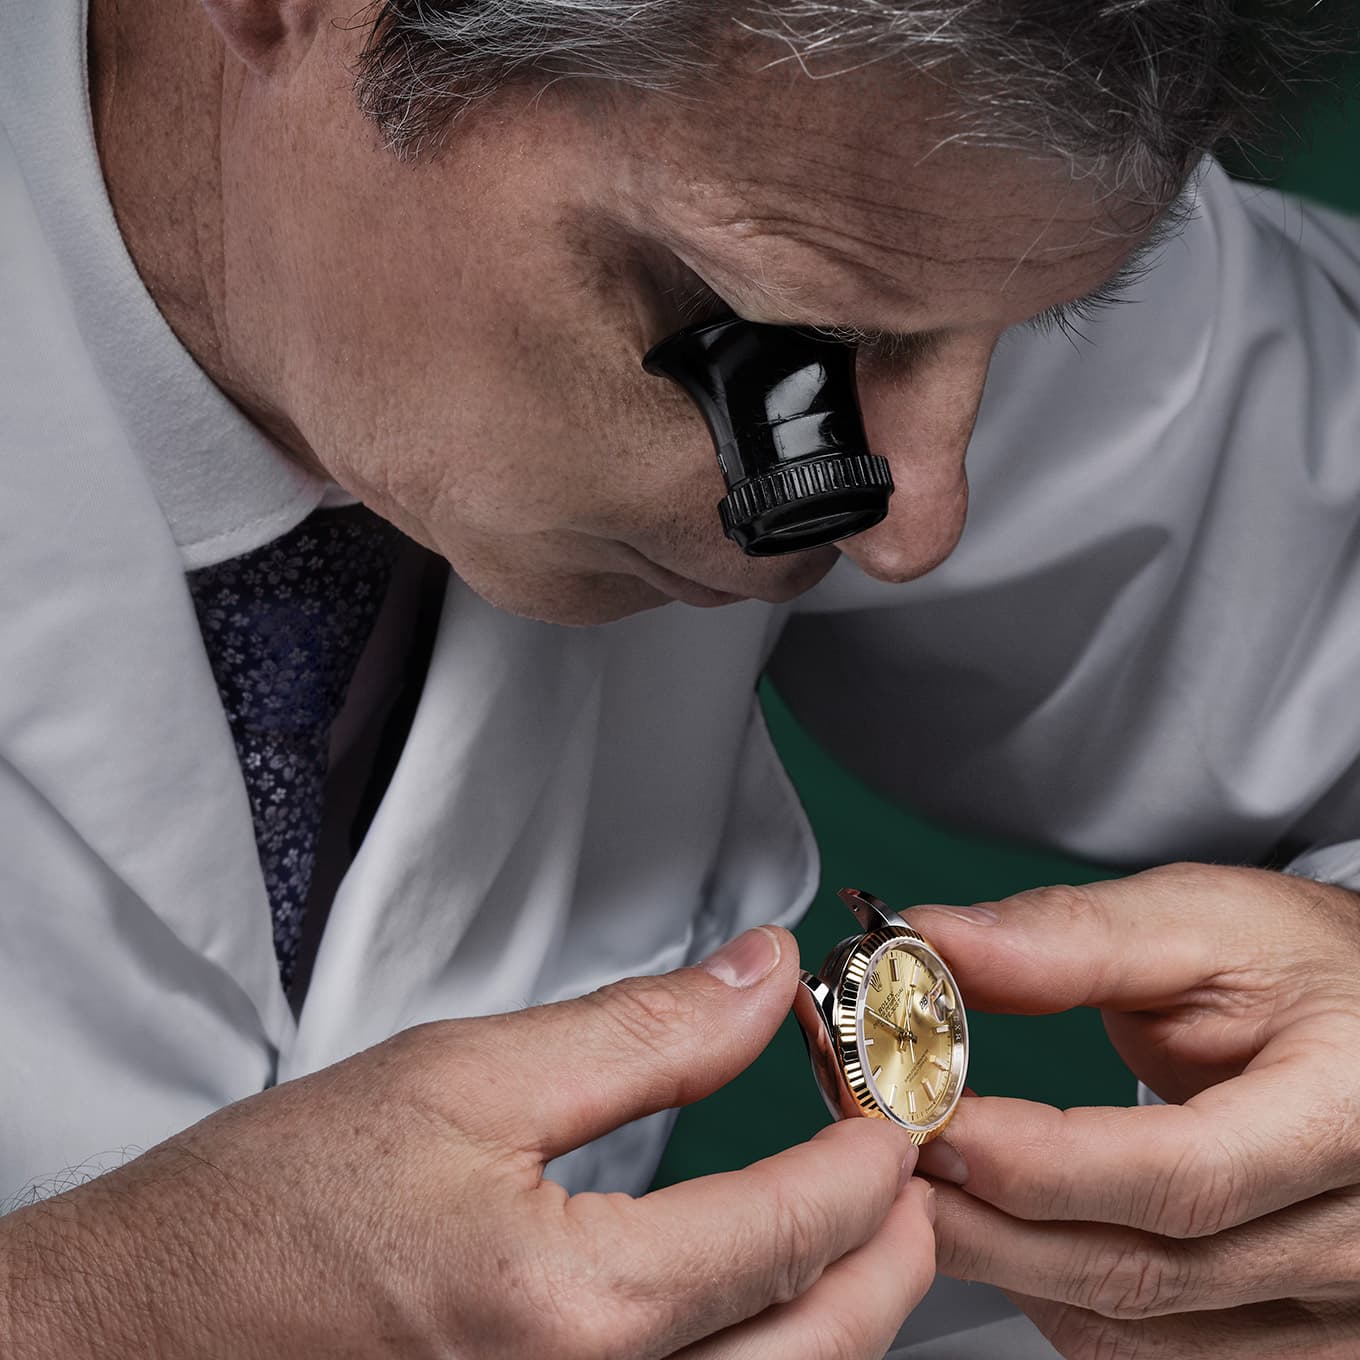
{"left": 2, "top": 0, "right": 1359, "bottom": 1356}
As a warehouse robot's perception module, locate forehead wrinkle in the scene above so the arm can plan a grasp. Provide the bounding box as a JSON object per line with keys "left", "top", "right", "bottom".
{"left": 696, "top": 212, "right": 1129, "bottom": 301}
{"left": 706, "top": 162, "right": 1143, "bottom": 274}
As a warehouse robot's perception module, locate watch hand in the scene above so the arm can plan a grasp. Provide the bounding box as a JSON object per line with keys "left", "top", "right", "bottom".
{"left": 865, "top": 1009, "right": 913, "bottom": 1052}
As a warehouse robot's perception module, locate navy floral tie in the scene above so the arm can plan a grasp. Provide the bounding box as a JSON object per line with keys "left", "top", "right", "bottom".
{"left": 187, "top": 505, "right": 401, "bottom": 991}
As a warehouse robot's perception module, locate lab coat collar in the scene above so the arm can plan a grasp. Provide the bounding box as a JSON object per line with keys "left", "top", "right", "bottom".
{"left": 0, "top": 416, "right": 299, "bottom": 1053}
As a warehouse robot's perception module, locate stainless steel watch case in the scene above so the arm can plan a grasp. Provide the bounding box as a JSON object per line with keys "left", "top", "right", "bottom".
{"left": 794, "top": 888, "right": 967, "bottom": 1141}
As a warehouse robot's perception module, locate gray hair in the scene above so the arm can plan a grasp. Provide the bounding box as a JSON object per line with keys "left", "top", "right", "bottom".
{"left": 351, "top": 1, "right": 1334, "bottom": 199}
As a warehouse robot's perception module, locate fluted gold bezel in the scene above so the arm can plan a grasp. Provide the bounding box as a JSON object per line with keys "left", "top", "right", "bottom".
{"left": 833, "top": 926, "right": 968, "bottom": 1145}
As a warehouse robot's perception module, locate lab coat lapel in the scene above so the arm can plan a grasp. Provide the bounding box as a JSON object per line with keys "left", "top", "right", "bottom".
{"left": 1, "top": 419, "right": 295, "bottom": 1052}
{"left": 285, "top": 573, "right": 605, "bottom": 1072}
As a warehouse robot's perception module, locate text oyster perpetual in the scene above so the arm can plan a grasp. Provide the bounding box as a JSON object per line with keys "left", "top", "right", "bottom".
{"left": 794, "top": 889, "right": 968, "bottom": 1145}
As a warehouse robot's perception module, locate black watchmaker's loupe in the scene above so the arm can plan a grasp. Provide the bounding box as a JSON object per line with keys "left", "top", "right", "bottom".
{"left": 643, "top": 316, "right": 894, "bottom": 557}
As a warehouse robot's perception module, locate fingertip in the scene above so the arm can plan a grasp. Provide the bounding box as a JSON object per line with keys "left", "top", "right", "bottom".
{"left": 815, "top": 1112, "right": 918, "bottom": 1159}
{"left": 807, "top": 1118, "right": 920, "bottom": 1206}
{"left": 899, "top": 1141, "right": 920, "bottom": 1189}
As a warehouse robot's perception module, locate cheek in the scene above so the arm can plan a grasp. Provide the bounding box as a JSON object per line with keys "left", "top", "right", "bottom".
{"left": 335, "top": 319, "right": 731, "bottom": 574}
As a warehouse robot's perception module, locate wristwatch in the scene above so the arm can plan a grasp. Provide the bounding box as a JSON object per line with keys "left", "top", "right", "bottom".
{"left": 794, "top": 888, "right": 969, "bottom": 1145}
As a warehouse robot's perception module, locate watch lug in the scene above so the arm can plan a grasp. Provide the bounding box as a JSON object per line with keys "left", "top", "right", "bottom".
{"left": 793, "top": 971, "right": 856, "bottom": 1122}
{"left": 838, "top": 887, "right": 903, "bottom": 932}
{"left": 794, "top": 970, "right": 834, "bottom": 1030}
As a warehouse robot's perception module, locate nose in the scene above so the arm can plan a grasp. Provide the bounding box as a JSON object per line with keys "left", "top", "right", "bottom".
{"left": 836, "top": 332, "right": 996, "bottom": 584}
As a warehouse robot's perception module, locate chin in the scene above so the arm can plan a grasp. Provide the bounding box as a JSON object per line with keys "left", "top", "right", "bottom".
{"left": 466, "top": 567, "right": 682, "bottom": 628}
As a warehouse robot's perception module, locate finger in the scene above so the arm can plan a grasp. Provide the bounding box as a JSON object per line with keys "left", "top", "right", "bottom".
{"left": 1012, "top": 1290, "right": 1360, "bottom": 1359}
{"left": 565, "top": 1117, "right": 919, "bottom": 1354}
{"left": 672, "top": 1178, "right": 937, "bottom": 1360}
{"left": 454, "top": 926, "right": 800, "bottom": 1158}
{"left": 903, "top": 863, "right": 1349, "bottom": 1017}
{"left": 916, "top": 1047, "right": 1360, "bottom": 1235}
{"left": 932, "top": 1181, "right": 1360, "bottom": 1320}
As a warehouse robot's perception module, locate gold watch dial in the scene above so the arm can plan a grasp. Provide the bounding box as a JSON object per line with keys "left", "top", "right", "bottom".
{"left": 858, "top": 943, "right": 964, "bottom": 1130}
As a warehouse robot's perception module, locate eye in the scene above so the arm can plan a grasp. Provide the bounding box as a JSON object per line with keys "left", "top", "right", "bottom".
{"left": 666, "top": 276, "right": 866, "bottom": 352}
{"left": 656, "top": 262, "right": 931, "bottom": 365}
{"left": 665, "top": 274, "right": 737, "bottom": 329}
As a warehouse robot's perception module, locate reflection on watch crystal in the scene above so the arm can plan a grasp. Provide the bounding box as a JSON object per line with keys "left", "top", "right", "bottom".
{"left": 862, "top": 947, "right": 957, "bottom": 1125}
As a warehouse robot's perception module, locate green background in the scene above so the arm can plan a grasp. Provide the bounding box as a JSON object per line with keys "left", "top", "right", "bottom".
{"left": 651, "top": 68, "right": 1360, "bottom": 1190}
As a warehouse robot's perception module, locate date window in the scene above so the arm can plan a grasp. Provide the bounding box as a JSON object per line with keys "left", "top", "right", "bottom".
{"left": 921, "top": 979, "right": 949, "bottom": 1023}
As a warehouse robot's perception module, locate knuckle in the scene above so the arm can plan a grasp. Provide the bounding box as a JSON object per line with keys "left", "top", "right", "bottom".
{"left": 767, "top": 1185, "right": 834, "bottom": 1304}
{"left": 1142, "top": 860, "right": 1219, "bottom": 890}
{"left": 804, "top": 1309, "right": 896, "bottom": 1360}
{"left": 371, "top": 1020, "right": 475, "bottom": 1110}
{"left": 1044, "top": 1309, "right": 1144, "bottom": 1360}
{"left": 588, "top": 977, "right": 702, "bottom": 1050}
{"left": 1149, "top": 1137, "right": 1246, "bottom": 1239}
{"left": 934, "top": 1214, "right": 992, "bottom": 1283}
{"left": 1084, "top": 1239, "right": 1187, "bottom": 1320}
{"left": 514, "top": 1248, "right": 633, "bottom": 1360}
{"left": 548, "top": 1195, "right": 696, "bottom": 1359}
{"left": 1025, "top": 881, "right": 1103, "bottom": 923}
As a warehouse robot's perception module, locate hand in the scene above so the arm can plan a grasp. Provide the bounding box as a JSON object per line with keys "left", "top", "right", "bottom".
{"left": 906, "top": 863, "right": 1360, "bottom": 1359}
{"left": 0, "top": 926, "right": 935, "bottom": 1360}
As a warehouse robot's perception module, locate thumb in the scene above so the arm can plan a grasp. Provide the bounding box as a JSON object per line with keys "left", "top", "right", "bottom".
{"left": 488, "top": 926, "right": 799, "bottom": 1162}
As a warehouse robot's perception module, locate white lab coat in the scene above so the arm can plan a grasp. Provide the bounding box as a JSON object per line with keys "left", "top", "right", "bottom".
{"left": 5, "top": 5, "right": 1360, "bottom": 1356}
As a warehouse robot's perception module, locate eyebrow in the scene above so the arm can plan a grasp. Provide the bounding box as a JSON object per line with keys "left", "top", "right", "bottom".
{"left": 678, "top": 183, "right": 1196, "bottom": 357}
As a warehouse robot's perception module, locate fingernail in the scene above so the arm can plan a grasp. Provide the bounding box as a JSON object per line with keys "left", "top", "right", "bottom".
{"left": 924, "top": 1183, "right": 938, "bottom": 1225}
{"left": 917, "top": 1138, "right": 969, "bottom": 1186}
{"left": 913, "top": 904, "right": 999, "bottom": 926}
{"left": 899, "top": 1146, "right": 919, "bottom": 1189}
{"left": 698, "top": 926, "right": 781, "bottom": 989}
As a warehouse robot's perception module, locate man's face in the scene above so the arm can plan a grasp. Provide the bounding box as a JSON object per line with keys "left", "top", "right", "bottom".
{"left": 245, "top": 27, "right": 1165, "bottom": 625}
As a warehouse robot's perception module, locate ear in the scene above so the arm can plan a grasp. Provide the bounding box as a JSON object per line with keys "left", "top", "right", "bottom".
{"left": 197, "top": 0, "right": 322, "bottom": 77}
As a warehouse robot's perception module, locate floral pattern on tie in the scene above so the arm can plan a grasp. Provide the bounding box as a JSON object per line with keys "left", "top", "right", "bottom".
{"left": 187, "top": 506, "right": 401, "bottom": 991}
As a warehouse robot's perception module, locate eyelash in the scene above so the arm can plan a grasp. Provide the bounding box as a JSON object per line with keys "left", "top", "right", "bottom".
{"left": 1023, "top": 191, "right": 1195, "bottom": 344}
{"left": 1023, "top": 269, "right": 1140, "bottom": 344}
{"left": 667, "top": 279, "right": 926, "bottom": 362}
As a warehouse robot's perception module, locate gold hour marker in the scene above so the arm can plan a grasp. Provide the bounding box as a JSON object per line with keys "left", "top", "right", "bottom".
{"left": 923, "top": 1077, "right": 938, "bottom": 1102}
{"left": 907, "top": 1089, "right": 917, "bottom": 1116}
{"left": 889, "top": 1082, "right": 898, "bottom": 1106}
{"left": 890, "top": 956, "right": 900, "bottom": 981}
{"left": 929, "top": 1054, "right": 949, "bottom": 1070}
{"left": 936, "top": 1024, "right": 950, "bottom": 1034}
{"left": 864, "top": 1037, "right": 875, "bottom": 1047}
{"left": 910, "top": 960, "right": 920, "bottom": 985}
{"left": 872, "top": 1065, "right": 883, "bottom": 1082}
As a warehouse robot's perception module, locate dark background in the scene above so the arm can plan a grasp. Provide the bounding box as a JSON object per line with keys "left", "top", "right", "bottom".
{"left": 653, "top": 62, "right": 1360, "bottom": 1189}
